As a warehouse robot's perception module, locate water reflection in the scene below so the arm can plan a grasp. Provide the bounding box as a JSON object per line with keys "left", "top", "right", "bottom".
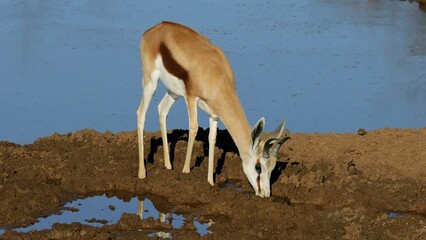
{"left": 137, "top": 199, "right": 212, "bottom": 236}
{"left": 137, "top": 199, "right": 185, "bottom": 229}
{"left": 0, "top": 0, "right": 425, "bottom": 144}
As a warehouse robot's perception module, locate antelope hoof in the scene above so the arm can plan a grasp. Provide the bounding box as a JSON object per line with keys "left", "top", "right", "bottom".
{"left": 208, "top": 178, "right": 214, "bottom": 186}
{"left": 138, "top": 170, "right": 146, "bottom": 179}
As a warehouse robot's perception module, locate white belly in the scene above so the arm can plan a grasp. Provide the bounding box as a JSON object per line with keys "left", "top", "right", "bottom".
{"left": 153, "top": 55, "right": 217, "bottom": 119}
{"left": 154, "top": 55, "right": 186, "bottom": 97}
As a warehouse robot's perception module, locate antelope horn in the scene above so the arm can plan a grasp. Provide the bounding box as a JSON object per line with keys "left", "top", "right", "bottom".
{"left": 263, "top": 138, "right": 278, "bottom": 159}
{"left": 272, "top": 137, "right": 291, "bottom": 157}
{"left": 269, "top": 119, "right": 287, "bottom": 139}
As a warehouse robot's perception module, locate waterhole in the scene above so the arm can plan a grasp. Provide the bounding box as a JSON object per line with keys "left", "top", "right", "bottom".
{"left": 0, "top": 195, "right": 212, "bottom": 237}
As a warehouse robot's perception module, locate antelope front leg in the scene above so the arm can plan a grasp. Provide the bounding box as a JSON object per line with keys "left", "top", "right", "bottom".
{"left": 137, "top": 76, "right": 158, "bottom": 179}
{"left": 182, "top": 97, "right": 198, "bottom": 173}
{"left": 158, "top": 92, "right": 178, "bottom": 169}
{"left": 137, "top": 97, "right": 150, "bottom": 179}
{"left": 208, "top": 117, "right": 218, "bottom": 186}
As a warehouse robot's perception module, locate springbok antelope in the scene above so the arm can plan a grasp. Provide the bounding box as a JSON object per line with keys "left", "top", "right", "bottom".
{"left": 137, "top": 21, "right": 289, "bottom": 197}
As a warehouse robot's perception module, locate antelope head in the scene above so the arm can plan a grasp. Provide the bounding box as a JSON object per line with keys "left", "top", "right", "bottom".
{"left": 242, "top": 118, "right": 290, "bottom": 197}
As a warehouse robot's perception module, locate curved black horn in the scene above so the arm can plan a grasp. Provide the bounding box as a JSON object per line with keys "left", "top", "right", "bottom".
{"left": 272, "top": 137, "right": 291, "bottom": 157}
{"left": 263, "top": 138, "right": 278, "bottom": 159}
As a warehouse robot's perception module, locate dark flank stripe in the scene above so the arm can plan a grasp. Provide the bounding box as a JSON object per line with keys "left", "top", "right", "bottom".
{"left": 159, "top": 42, "right": 189, "bottom": 82}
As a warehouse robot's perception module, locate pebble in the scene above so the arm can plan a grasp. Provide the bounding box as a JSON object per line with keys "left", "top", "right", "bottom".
{"left": 358, "top": 128, "right": 367, "bottom": 136}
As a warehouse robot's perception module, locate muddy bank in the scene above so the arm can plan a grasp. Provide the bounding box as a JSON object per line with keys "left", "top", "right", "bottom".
{"left": 0, "top": 127, "right": 425, "bottom": 239}
{"left": 410, "top": 0, "right": 426, "bottom": 11}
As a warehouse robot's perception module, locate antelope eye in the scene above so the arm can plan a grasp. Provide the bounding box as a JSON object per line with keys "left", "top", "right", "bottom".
{"left": 255, "top": 163, "right": 262, "bottom": 174}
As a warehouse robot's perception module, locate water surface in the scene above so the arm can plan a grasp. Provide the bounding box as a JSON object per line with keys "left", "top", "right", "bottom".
{"left": 0, "top": 0, "right": 425, "bottom": 144}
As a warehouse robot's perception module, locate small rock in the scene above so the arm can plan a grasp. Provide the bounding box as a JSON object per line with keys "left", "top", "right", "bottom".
{"left": 358, "top": 128, "right": 367, "bottom": 136}
{"left": 80, "top": 229, "right": 87, "bottom": 237}
{"left": 52, "top": 197, "right": 60, "bottom": 205}
{"left": 156, "top": 231, "right": 172, "bottom": 239}
{"left": 109, "top": 205, "right": 116, "bottom": 211}
{"left": 68, "top": 207, "right": 79, "bottom": 212}
{"left": 347, "top": 160, "right": 356, "bottom": 170}
{"left": 86, "top": 218, "right": 108, "bottom": 224}
{"left": 217, "top": 175, "right": 227, "bottom": 184}
{"left": 377, "top": 213, "right": 388, "bottom": 221}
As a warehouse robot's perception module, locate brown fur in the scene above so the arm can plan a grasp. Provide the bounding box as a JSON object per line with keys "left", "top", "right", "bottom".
{"left": 140, "top": 22, "right": 253, "bottom": 157}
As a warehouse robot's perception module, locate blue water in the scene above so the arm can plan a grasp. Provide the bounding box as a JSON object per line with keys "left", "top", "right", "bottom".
{"left": 1, "top": 0, "right": 425, "bottom": 144}
{"left": 387, "top": 211, "right": 405, "bottom": 219}
{"left": 0, "top": 194, "right": 211, "bottom": 236}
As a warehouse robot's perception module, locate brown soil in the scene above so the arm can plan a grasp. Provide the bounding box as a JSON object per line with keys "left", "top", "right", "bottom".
{"left": 409, "top": 0, "right": 426, "bottom": 11}
{"left": 1, "top": 127, "right": 425, "bottom": 239}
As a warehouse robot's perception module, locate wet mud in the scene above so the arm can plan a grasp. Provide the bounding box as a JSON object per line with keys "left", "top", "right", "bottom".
{"left": 410, "top": 0, "right": 426, "bottom": 11}
{"left": 1, "top": 127, "right": 426, "bottom": 239}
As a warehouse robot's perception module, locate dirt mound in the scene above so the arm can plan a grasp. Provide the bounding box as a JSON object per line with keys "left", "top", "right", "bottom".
{"left": 1, "top": 128, "right": 425, "bottom": 239}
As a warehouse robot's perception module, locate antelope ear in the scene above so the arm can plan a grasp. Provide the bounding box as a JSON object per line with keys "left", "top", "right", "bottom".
{"left": 269, "top": 119, "right": 286, "bottom": 139}
{"left": 250, "top": 117, "right": 265, "bottom": 150}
